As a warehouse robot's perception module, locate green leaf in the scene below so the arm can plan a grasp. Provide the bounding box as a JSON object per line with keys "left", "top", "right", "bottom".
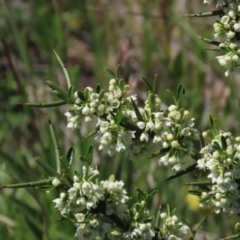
{"left": 209, "top": 115, "right": 218, "bottom": 134}
{"left": 154, "top": 208, "right": 161, "bottom": 230}
{"left": 192, "top": 217, "right": 206, "bottom": 235}
{"left": 48, "top": 118, "right": 61, "bottom": 173}
{"left": 67, "top": 85, "right": 75, "bottom": 101}
{"left": 46, "top": 80, "right": 68, "bottom": 97}
{"left": 116, "top": 109, "right": 123, "bottom": 125}
{"left": 165, "top": 163, "right": 197, "bottom": 181}
{"left": 209, "top": 115, "right": 214, "bottom": 129}
{"left": 147, "top": 93, "right": 155, "bottom": 110}
{"left": 99, "top": 89, "right": 105, "bottom": 101}
{"left": 150, "top": 147, "right": 171, "bottom": 158}
{"left": 119, "top": 79, "right": 125, "bottom": 92}
{"left": 141, "top": 77, "right": 152, "bottom": 92}
{"left": 109, "top": 112, "right": 118, "bottom": 124}
{"left": 187, "top": 189, "right": 202, "bottom": 196}
{"left": 82, "top": 129, "right": 97, "bottom": 142}
{"left": 136, "top": 188, "right": 146, "bottom": 202}
{"left": 198, "top": 36, "right": 220, "bottom": 47}
{"left": 53, "top": 90, "right": 68, "bottom": 102}
{"left": 53, "top": 50, "right": 72, "bottom": 88}
{"left": 174, "top": 126, "right": 181, "bottom": 138}
{"left": 221, "top": 135, "right": 227, "bottom": 150}
{"left": 83, "top": 87, "right": 91, "bottom": 99}
{"left": 116, "top": 64, "right": 121, "bottom": 80}
{"left": 212, "top": 141, "right": 222, "bottom": 152}
{"left": 76, "top": 90, "right": 85, "bottom": 101}
{"left": 152, "top": 74, "right": 157, "bottom": 94}
{"left": 105, "top": 68, "right": 116, "bottom": 79}
{"left": 96, "top": 83, "right": 102, "bottom": 93}
{"left": 66, "top": 146, "right": 75, "bottom": 165}
{"left": 131, "top": 97, "right": 144, "bottom": 122}
{"left": 176, "top": 83, "right": 185, "bottom": 102}
{"left": 60, "top": 156, "right": 69, "bottom": 170}
{"left": 35, "top": 156, "right": 71, "bottom": 188}
{"left": 147, "top": 190, "right": 158, "bottom": 201}
{"left": 87, "top": 145, "right": 94, "bottom": 165}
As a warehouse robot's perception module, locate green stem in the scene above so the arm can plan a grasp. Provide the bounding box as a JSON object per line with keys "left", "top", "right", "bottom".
{"left": 0, "top": 178, "right": 53, "bottom": 188}
{"left": 20, "top": 100, "right": 66, "bottom": 108}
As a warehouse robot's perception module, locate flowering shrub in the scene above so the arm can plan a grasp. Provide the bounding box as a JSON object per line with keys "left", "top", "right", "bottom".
{"left": 3, "top": 1, "right": 240, "bottom": 239}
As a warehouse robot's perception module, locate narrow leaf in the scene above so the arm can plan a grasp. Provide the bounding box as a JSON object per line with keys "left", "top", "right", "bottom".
{"left": 96, "top": 83, "right": 102, "bottom": 93}
{"left": 66, "top": 146, "right": 75, "bottom": 165}
{"left": 105, "top": 68, "right": 116, "bottom": 79}
{"left": 198, "top": 36, "right": 220, "bottom": 47}
{"left": 76, "top": 91, "right": 85, "bottom": 101}
{"left": 193, "top": 217, "right": 206, "bottom": 234}
{"left": 147, "top": 93, "right": 155, "bottom": 110}
{"left": 131, "top": 97, "right": 144, "bottom": 121}
{"left": 53, "top": 50, "right": 72, "bottom": 88}
{"left": 152, "top": 75, "right": 157, "bottom": 94}
{"left": 176, "top": 83, "right": 185, "bottom": 102}
{"left": 67, "top": 85, "right": 75, "bottom": 101}
{"left": 149, "top": 147, "right": 171, "bottom": 158}
{"left": 141, "top": 77, "right": 152, "bottom": 92}
{"left": 116, "top": 64, "right": 121, "bottom": 80}
{"left": 209, "top": 115, "right": 214, "bottom": 129}
{"left": 60, "top": 156, "right": 69, "bottom": 170}
{"left": 46, "top": 80, "right": 68, "bottom": 97}
{"left": 221, "top": 135, "right": 227, "bottom": 150}
{"left": 116, "top": 110, "right": 123, "bottom": 125}
{"left": 53, "top": 90, "right": 68, "bottom": 101}
{"left": 87, "top": 145, "right": 94, "bottom": 165}
{"left": 82, "top": 130, "right": 97, "bottom": 142}
{"left": 48, "top": 118, "right": 61, "bottom": 173}
{"left": 165, "top": 163, "right": 197, "bottom": 181}
{"left": 212, "top": 141, "right": 222, "bottom": 152}
{"left": 98, "top": 89, "right": 105, "bottom": 101}
{"left": 35, "top": 156, "right": 71, "bottom": 188}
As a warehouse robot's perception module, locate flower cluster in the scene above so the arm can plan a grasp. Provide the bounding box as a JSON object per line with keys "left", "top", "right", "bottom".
{"left": 160, "top": 211, "right": 192, "bottom": 240}
{"left": 52, "top": 165, "right": 158, "bottom": 240}
{"left": 52, "top": 165, "right": 195, "bottom": 240}
{"left": 64, "top": 78, "right": 199, "bottom": 173}
{"left": 204, "top": 0, "right": 240, "bottom": 76}
{"left": 157, "top": 106, "right": 199, "bottom": 173}
{"left": 197, "top": 130, "right": 240, "bottom": 214}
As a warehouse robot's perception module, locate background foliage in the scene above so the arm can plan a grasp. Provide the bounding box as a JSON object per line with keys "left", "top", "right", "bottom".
{"left": 1, "top": 0, "right": 240, "bottom": 239}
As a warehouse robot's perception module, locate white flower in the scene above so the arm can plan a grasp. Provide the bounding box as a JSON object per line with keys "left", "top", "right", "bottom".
{"left": 234, "top": 23, "right": 240, "bottom": 32}
{"left": 140, "top": 132, "right": 149, "bottom": 142}
{"left": 52, "top": 178, "right": 61, "bottom": 186}
{"left": 82, "top": 105, "right": 90, "bottom": 115}
{"left": 75, "top": 213, "right": 85, "bottom": 223}
{"left": 146, "top": 121, "right": 155, "bottom": 131}
{"left": 227, "top": 31, "right": 235, "bottom": 38}
{"left": 171, "top": 140, "right": 180, "bottom": 149}
{"left": 137, "top": 121, "right": 146, "bottom": 129}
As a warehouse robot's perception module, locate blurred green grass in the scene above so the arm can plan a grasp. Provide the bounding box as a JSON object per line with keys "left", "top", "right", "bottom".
{"left": 1, "top": 0, "right": 240, "bottom": 239}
